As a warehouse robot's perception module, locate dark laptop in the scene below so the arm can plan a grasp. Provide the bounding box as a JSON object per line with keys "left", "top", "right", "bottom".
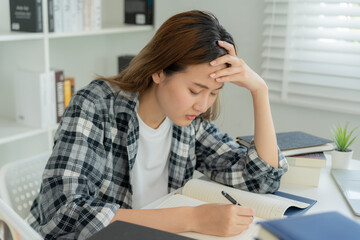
{"left": 331, "top": 169, "right": 360, "bottom": 216}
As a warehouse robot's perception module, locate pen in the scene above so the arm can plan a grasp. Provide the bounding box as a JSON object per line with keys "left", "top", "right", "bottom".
{"left": 221, "top": 191, "right": 241, "bottom": 206}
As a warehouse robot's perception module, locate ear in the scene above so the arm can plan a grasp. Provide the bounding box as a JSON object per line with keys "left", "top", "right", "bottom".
{"left": 151, "top": 70, "right": 165, "bottom": 84}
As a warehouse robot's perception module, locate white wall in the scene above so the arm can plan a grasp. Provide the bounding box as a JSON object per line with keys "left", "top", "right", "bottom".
{"left": 155, "top": 0, "right": 360, "bottom": 159}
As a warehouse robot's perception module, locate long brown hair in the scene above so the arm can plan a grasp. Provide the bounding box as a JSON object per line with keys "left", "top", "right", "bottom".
{"left": 101, "top": 10, "right": 236, "bottom": 121}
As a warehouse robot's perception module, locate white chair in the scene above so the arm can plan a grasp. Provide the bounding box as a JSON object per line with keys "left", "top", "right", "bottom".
{"left": 0, "top": 198, "right": 42, "bottom": 240}
{"left": 0, "top": 152, "right": 50, "bottom": 219}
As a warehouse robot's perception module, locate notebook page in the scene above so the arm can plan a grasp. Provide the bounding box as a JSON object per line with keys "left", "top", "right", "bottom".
{"left": 182, "top": 179, "right": 310, "bottom": 219}
{"left": 157, "top": 194, "right": 261, "bottom": 240}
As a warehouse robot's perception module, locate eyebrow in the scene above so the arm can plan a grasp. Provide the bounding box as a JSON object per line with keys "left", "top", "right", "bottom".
{"left": 193, "top": 82, "right": 224, "bottom": 90}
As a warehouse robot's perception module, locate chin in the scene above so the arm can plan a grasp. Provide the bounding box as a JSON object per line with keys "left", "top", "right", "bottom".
{"left": 170, "top": 117, "right": 193, "bottom": 127}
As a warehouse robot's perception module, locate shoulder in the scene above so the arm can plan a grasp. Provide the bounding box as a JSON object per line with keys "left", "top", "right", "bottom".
{"left": 75, "top": 80, "right": 117, "bottom": 104}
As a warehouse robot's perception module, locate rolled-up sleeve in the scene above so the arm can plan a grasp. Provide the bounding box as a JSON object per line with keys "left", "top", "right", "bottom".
{"left": 28, "top": 91, "right": 119, "bottom": 240}
{"left": 193, "top": 119, "right": 288, "bottom": 194}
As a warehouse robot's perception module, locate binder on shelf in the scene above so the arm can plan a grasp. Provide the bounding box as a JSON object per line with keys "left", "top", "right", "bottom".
{"left": 14, "top": 70, "right": 47, "bottom": 128}
{"left": 9, "top": 0, "right": 43, "bottom": 33}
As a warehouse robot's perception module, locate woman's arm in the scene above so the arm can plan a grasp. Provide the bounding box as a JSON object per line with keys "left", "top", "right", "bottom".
{"left": 111, "top": 204, "right": 254, "bottom": 237}
{"left": 252, "top": 87, "right": 278, "bottom": 168}
{"left": 209, "top": 40, "right": 278, "bottom": 168}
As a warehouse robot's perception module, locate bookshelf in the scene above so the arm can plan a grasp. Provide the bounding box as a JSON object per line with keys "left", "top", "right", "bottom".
{"left": 0, "top": 0, "right": 154, "bottom": 165}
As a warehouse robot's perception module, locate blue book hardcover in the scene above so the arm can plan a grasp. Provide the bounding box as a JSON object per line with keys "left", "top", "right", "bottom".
{"left": 273, "top": 191, "right": 317, "bottom": 216}
{"left": 257, "top": 211, "right": 360, "bottom": 240}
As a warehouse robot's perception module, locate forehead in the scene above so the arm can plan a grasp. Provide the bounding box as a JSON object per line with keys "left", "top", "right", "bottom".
{"left": 178, "top": 63, "right": 226, "bottom": 89}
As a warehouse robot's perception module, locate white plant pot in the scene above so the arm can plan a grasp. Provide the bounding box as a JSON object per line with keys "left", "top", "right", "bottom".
{"left": 331, "top": 150, "right": 353, "bottom": 169}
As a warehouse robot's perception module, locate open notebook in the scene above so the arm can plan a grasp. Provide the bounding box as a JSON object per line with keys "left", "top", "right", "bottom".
{"left": 157, "top": 179, "right": 316, "bottom": 240}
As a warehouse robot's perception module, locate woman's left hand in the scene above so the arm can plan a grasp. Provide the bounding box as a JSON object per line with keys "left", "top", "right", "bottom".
{"left": 209, "top": 41, "right": 268, "bottom": 94}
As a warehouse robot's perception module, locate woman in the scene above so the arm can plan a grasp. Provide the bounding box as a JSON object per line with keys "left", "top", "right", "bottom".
{"left": 28, "top": 10, "right": 288, "bottom": 239}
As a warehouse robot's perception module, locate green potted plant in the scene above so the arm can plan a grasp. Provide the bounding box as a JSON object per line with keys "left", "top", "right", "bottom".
{"left": 331, "top": 123, "right": 358, "bottom": 169}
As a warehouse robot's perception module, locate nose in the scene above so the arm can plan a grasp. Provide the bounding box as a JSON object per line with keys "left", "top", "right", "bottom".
{"left": 193, "top": 96, "right": 210, "bottom": 113}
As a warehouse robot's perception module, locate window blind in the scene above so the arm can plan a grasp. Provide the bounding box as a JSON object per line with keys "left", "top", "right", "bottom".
{"left": 262, "top": 0, "right": 360, "bottom": 115}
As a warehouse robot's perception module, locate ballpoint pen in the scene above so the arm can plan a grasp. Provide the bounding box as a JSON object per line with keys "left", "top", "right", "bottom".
{"left": 221, "top": 191, "right": 241, "bottom": 206}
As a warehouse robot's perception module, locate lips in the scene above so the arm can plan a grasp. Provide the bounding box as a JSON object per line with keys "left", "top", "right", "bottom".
{"left": 186, "top": 115, "right": 198, "bottom": 120}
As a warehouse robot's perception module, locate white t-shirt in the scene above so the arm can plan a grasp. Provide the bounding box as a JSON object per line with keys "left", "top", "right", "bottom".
{"left": 131, "top": 113, "right": 172, "bottom": 209}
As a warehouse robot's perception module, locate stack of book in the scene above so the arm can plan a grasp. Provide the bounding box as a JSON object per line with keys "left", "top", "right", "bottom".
{"left": 236, "top": 131, "right": 335, "bottom": 187}
{"left": 14, "top": 69, "right": 75, "bottom": 128}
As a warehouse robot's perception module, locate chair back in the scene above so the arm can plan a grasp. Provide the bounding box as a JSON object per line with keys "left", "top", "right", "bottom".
{"left": 0, "top": 152, "right": 50, "bottom": 219}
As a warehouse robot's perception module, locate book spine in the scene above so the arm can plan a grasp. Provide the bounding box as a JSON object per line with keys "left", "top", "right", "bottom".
{"left": 147, "top": 0, "right": 153, "bottom": 25}
{"left": 76, "top": 0, "right": 83, "bottom": 32}
{"left": 49, "top": 71, "right": 57, "bottom": 126}
{"left": 53, "top": 0, "right": 63, "bottom": 32}
{"left": 40, "top": 73, "right": 48, "bottom": 128}
{"left": 36, "top": 0, "right": 43, "bottom": 32}
{"left": 70, "top": 77, "right": 75, "bottom": 96}
{"left": 91, "top": 0, "right": 102, "bottom": 30}
{"left": 63, "top": 77, "right": 71, "bottom": 108}
{"left": 48, "top": 0, "right": 54, "bottom": 32}
{"left": 62, "top": 0, "right": 71, "bottom": 32}
{"left": 83, "top": 0, "right": 92, "bottom": 31}
{"left": 55, "top": 71, "right": 65, "bottom": 123}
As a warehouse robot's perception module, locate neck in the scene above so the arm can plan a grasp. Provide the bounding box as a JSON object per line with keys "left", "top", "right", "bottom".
{"left": 138, "top": 86, "right": 166, "bottom": 129}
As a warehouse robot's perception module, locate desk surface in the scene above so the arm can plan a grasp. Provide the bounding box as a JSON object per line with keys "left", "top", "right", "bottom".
{"left": 280, "top": 156, "right": 360, "bottom": 222}
{"left": 145, "top": 156, "right": 360, "bottom": 222}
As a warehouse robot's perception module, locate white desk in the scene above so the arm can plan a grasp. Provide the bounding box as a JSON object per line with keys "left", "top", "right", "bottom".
{"left": 146, "top": 157, "right": 360, "bottom": 223}
{"left": 279, "top": 157, "right": 360, "bottom": 222}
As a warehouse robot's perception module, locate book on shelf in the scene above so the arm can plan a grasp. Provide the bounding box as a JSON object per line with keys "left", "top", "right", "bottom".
{"left": 54, "top": 70, "right": 65, "bottom": 123}
{"left": 236, "top": 131, "right": 334, "bottom": 157}
{"left": 48, "top": 0, "right": 101, "bottom": 33}
{"left": 47, "top": 0, "right": 55, "bottom": 32}
{"left": 156, "top": 178, "right": 316, "bottom": 240}
{"left": 64, "top": 77, "right": 71, "bottom": 108}
{"left": 14, "top": 69, "right": 48, "bottom": 128}
{"left": 9, "top": 0, "right": 43, "bottom": 33}
{"left": 256, "top": 211, "right": 360, "bottom": 240}
{"left": 0, "top": 199, "right": 42, "bottom": 240}
{"left": 86, "top": 220, "right": 194, "bottom": 240}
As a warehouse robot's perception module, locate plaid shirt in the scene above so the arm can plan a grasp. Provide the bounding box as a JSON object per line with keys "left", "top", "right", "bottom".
{"left": 28, "top": 80, "right": 288, "bottom": 240}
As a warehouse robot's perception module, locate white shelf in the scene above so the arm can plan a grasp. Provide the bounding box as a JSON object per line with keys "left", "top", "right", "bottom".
{"left": 0, "top": 25, "right": 153, "bottom": 42}
{"left": 0, "top": 31, "right": 44, "bottom": 42}
{"left": 49, "top": 25, "right": 154, "bottom": 39}
{"left": 0, "top": 118, "right": 47, "bottom": 145}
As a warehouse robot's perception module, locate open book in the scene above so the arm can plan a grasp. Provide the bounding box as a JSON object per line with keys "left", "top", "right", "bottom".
{"left": 0, "top": 199, "right": 42, "bottom": 240}
{"left": 157, "top": 179, "right": 316, "bottom": 240}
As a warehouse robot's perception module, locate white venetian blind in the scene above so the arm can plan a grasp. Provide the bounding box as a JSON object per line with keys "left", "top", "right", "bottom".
{"left": 262, "top": 0, "right": 360, "bottom": 115}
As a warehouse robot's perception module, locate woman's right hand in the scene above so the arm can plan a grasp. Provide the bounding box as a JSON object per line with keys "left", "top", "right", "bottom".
{"left": 190, "top": 203, "right": 255, "bottom": 237}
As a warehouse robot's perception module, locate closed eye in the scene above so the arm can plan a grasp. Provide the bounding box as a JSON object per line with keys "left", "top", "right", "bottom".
{"left": 189, "top": 89, "right": 200, "bottom": 95}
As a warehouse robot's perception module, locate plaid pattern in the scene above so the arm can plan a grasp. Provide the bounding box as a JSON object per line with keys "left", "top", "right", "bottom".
{"left": 27, "top": 80, "right": 288, "bottom": 240}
